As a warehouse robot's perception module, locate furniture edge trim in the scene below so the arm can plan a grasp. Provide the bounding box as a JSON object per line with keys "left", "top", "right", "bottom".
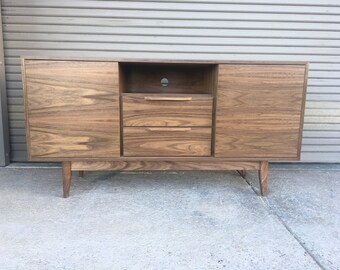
{"left": 28, "top": 156, "right": 299, "bottom": 162}
{"left": 298, "top": 62, "right": 309, "bottom": 160}
{"left": 71, "top": 161, "right": 261, "bottom": 171}
{"left": 21, "top": 58, "right": 32, "bottom": 161}
{"left": 20, "top": 56, "right": 308, "bottom": 66}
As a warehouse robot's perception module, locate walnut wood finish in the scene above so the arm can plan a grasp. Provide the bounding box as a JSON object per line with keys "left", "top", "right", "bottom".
{"left": 259, "top": 161, "right": 268, "bottom": 196}
{"left": 122, "top": 93, "right": 213, "bottom": 127}
{"left": 62, "top": 161, "right": 71, "bottom": 198}
{"left": 216, "top": 64, "right": 307, "bottom": 159}
{"left": 22, "top": 60, "right": 120, "bottom": 159}
{"left": 21, "top": 58, "right": 308, "bottom": 197}
{"left": 23, "top": 56, "right": 307, "bottom": 65}
{"left": 143, "top": 96, "right": 193, "bottom": 101}
{"left": 120, "top": 63, "right": 216, "bottom": 94}
{"left": 123, "top": 127, "right": 212, "bottom": 157}
{"left": 72, "top": 161, "right": 260, "bottom": 171}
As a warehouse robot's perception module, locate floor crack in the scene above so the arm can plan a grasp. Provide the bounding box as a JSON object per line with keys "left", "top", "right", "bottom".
{"left": 242, "top": 175, "right": 326, "bottom": 270}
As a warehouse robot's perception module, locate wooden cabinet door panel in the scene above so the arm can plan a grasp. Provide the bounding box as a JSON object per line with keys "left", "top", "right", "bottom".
{"left": 23, "top": 60, "right": 120, "bottom": 159}
{"left": 215, "top": 64, "right": 307, "bottom": 159}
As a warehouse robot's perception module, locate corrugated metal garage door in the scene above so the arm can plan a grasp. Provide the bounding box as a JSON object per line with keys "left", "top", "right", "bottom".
{"left": 1, "top": 0, "right": 340, "bottom": 162}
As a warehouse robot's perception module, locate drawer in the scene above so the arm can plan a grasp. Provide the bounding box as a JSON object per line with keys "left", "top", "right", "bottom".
{"left": 122, "top": 93, "right": 213, "bottom": 127}
{"left": 123, "top": 127, "right": 212, "bottom": 157}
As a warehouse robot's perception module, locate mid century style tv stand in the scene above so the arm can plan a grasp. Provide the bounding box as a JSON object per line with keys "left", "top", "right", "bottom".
{"left": 21, "top": 57, "right": 308, "bottom": 197}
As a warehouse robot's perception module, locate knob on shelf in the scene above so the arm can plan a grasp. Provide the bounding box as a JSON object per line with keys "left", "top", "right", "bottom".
{"left": 161, "top": 78, "right": 169, "bottom": 87}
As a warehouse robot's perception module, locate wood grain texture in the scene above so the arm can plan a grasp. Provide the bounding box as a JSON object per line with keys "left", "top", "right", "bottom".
{"left": 259, "top": 161, "right": 268, "bottom": 196}
{"left": 206, "top": 65, "right": 218, "bottom": 156}
{"left": 23, "top": 60, "right": 120, "bottom": 159}
{"left": 72, "top": 160, "right": 260, "bottom": 171}
{"left": 62, "top": 161, "right": 71, "bottom": 198}
{"left": 120, "top": 63, "right": 215, "bottom": 94}
{"left": 26, "top": 155, "right": 301, "bottom": 162}
{"left": 123, "top": 127, "right": 212, "bottom": 157}
{"left": 122, "top": 93, "right": 213, "bottom": 127}
{"left": 216, "top": 64, "right": 307, "bottom": 159}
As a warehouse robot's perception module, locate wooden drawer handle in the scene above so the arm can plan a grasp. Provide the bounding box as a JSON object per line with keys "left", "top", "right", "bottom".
{"left": 146, "top": 127, "right": 192, "bottom": 132}
{"left": 144, "top": 96, "right": 193, "bottom": 101}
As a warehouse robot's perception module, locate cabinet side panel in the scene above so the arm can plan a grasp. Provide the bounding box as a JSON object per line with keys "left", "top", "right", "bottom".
{"left": 23, "top": 60, "right": 120, "bottom": 159}
{"left": 21, "top": 58, "right": 31, "bottom": 160}
{"left": 215, "top": 64, "right": 306, "bottom": 159}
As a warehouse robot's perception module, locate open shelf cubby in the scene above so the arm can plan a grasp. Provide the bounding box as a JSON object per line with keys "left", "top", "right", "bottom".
{"left": 119, "top": 62, "right": 218, "bottom": 94}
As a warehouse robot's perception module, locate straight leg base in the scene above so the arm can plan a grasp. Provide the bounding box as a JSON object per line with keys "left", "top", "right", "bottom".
{"left": 64, "top": 160, "right": 269, "bottom": 197}
{"left": 258, "top": 161, "right": 268, "bottom": 196}
{"left": 62, "top": 161, "right": 72, "bottom": 198}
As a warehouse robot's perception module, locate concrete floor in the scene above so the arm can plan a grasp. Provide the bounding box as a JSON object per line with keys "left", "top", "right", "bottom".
{"left": 0, "top": 164, "right": 339, "bottom": 270}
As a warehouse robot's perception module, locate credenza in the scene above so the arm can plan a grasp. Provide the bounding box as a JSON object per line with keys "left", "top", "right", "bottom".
{"left": 21, "top": 57, "right": 308, "bottom": 198}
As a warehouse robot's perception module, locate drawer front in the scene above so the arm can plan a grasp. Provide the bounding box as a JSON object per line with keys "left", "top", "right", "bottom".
{"left": 123, "top": 127, "right": 212, "bottom": 157}
{"left": 122, "top": 94, "right": 213, "bottom": 127}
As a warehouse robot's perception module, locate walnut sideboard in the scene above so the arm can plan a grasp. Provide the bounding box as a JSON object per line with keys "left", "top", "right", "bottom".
{"left": 21, "top": 57, "right": 308, "bottom": 198}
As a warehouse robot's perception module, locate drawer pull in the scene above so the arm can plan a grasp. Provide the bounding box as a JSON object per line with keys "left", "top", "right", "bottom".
{"left": 144, "top": 96, "right": 193, "bottom": 101}
{"left": 146, "top": 127, "right": 192, "bottom": 132}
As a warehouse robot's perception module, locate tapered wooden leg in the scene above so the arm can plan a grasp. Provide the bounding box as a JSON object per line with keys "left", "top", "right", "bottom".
{"left": 78, "top": 171, "right": 84, "bottom": 178}
{"left": 237, "top": 170, "right": 246, "bottom": 179}
{"left": 258, "top": 161, "right": 268, "bottom": 196}
{"left": 62, "top": 161, "right": 72, "bottom": 198}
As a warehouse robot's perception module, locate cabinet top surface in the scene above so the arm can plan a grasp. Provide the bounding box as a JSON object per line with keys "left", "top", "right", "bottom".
{"left": 21, "top": 56, "right": 308, "bottom": 65}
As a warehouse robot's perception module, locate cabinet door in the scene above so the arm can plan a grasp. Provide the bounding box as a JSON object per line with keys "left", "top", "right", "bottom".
{"left": 215, "top": 64, "right": 307, "bottom": 159}
{"left": 23, "top": 60, "right": 120, "bottom": 159}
